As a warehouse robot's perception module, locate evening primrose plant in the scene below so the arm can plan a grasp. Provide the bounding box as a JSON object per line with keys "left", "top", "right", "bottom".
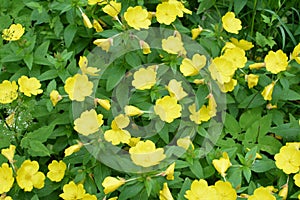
{"left": 0, "top": 0, "right": 300, "bottom": 199}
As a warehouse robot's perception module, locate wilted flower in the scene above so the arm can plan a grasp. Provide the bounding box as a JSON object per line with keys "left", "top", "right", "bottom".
{"left": 140, "top": 40, "right": 151, "bottom": 54}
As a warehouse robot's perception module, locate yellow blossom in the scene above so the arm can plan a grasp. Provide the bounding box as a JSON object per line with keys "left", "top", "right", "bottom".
{"left": 93, "top": 19, "right": 103, "bottom": 32}
{"left": 124, "top": 105, "right": 144, "bottom": 116}
{"left": 1, "top": 145, "right": 16, "bottom": 163}
{"left": 128, "top": 137, "right": 141, "bottom": 147}
{"left": 154, "top": 96, "right": 182, "bottom": 123}
{"left": 278, "top": 184, "right": 288, "bottom": 200}
{"left": 50, "top": 90, "right": 62, "bottom": 106}
{"left": 218, "top": 78, "right": 237, "bottom": 93}
{"left": 78, "top": 56, "right": 100, "bottom": 76}
{"left": 18, "top": 76, "right": 43, "bottom": 97}
{"left": 102, "top": 176, "right": 125, "bottom": 194}
{"left": 189, "top": 95, "right": 216, "bottom": 124}
{"left": 102, "top": 1, "right": 121, "bottom": 18}
{"left": 64, "top": 74, "right": 93, "bottom": 101}
{"left": 291, "top": 43, "right": 300, "bottom": 64}
{"left": 16, "top": 160, "right": 45, "bottom": 192}
{"left": 164, "top": 163, "right": 175, "bottom": 180}
{"left": 264, "top": 50, "right": 288, "bottom": 74}
{"left": 60, "top": 181, "right": 97, "bottom": 200}
{"left": 64, "top": 142, "right": 83, "bottom": 157}
{"left": 108, "top": 197, "right": 118, "bottom": 200}
{"left": 156, "top": 2, "right": 178, "bottom": 25}
{"left": 132, "top": 67, "right": 157, "bottom": 90}
{"left": 93, "top": 38, "right": 113, "bottom": 52}
{"left": 162, "top": 35, "right": 186, "bottom": 55}
{"left": 124, "top": 6, "right": 151, "bottom": 30}
{"left": 88, "top": 0, "right": 104, "bottom": 5}
{"left": 74, "top": 109, "right": 104, "bottom": 136}
{"left": 0, "top": 196, "right": 13, "bottom": 200}
{"left": 191, "top": 26, "right": 203, "bottom": 40}
{"left": 0, "top": 163, "right": 14, "bottom": 194}
{"left": 2, "top": 23, "right": 25, "bottom": 41}
{"left": 249, "top": 62, "right": 265, "bottom": 70}
{"left": 96, "top": 98, "right": 111, "bottom": 110}
{"left": 208, "top": 56, "right": 235, "bottom": 84}
{"left": 261, "top": 82, "right": 275, "bottom": 101}
{"left": 81, "top": 13, "right": 93, "bottom": 28}
{"left": 248, "top": 187, "right": 276, "bottom": 200}
{"left": 140, "top": 40, "right": 151, "bottom": 54}
{"left": 246, "top": 74, "right": 259, "bottom": 89}
{"left": 169, "top": 0, "right": 192, "bottom": 17}
{"left": 5, "top": 112, "right": 15, "bottom": 127}
{"left": 274, "top": 145, "right": 300, "bottom": 174}
{"left": 294, "top": 173, "right": 300, "bottom": 187}
{"left": 177, "top": 137, "right": 194, "bottom": 150}
{"left": 0, "top": 80, "right": 18, "bottom": 104}
{"left": 212, "top": 152, "right": 232, "bottom": 178}
{"left": 213, "top": 181, "right": 237, "bottom": 200}
{"left": 47, "top": 160, "right": 66, "bottom": 182}
{"left": 185, "top": 179, "right": 218, "bottom": 200}
{"left": 166, "top": 79, "right": 187, "bottom": 101}
{"left": 222, "top": 12, "right": 242, "bottom": 34}
{"left": 104, "top": 128, "right": 131, "bottom": 145}
{"left": 223, "top": 47, "right": 247, "bottom": 69}
{"left": 129, "top": 140, "right": 166, "bottom": 167}
{"left": 159, "top": 183, "right": 174, "bottom": 200}
{"left": 230, "top": 38, "right": 254, "bottom": 51}
{"left": 180, "top": 54, "right": 207, "bottom": 77}
{"left": 193, "top": 79, "right": 205, "bottom": 85}
{"left": 113, "top": 114, "right": 130, "bottom": 129}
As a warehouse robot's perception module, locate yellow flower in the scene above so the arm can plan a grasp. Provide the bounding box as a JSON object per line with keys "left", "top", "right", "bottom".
{"left": 64, "top": 142, "right": 83, "bottom": 157}
{"left": 81, "top": 13, "right": 93, "bottom": 28}
{"left": 140, "top": 40, "right": 151, "bottom": 54}
{"left": 16, "top": 160, "right": 45, "bottom": 192}
{"left": 177, "top": 137, "right": 194, "bottom": 150}
{"left": 154, "top": 96, "right": 182, "bottom": 123}
{"left": 208, "top": 56, "right": 235, "bottom": 84}
{"left": 47, "top": 160, "right": 66, "bottom": 182}
{"left": 88, "top": 0, "right": 104, "bottom": 5}
{"left": 291, "top": 43, "right": 300, "bottom": 64}
{"left": 212, "top": 152, "right": 232, "bottom": 178}
{"left": 294, "top": 173, "right": 300, "bottom": 187}
{"left": 246, "top": 74, "right": 259, "bottom": 89}
{"left": 248, "top": 187, "right": 276, "bottom": 200}
{"left": 278, "top": 184, "right": 288, "bottom": 200}
{"left": 185, "top": 179, "right": 218, "bottom": 200}
{"left": 128, "top": 137, "right": 141, "bottom": 147}
{"left": 274, "top": 145, "right": 300, "bottom": 174}
{"left": 96, "top": 98, "right": 111, "bottom": 110}
{"left": 93, "top": 19, "right": 103, "bottom": 32}
{"left": 107, "top": 197, "right": 118, "bottom": 200}
{"left": 156, "top": 2, "right": 178, "bottom": 25}
{"left": 1, "top": 145, "right": 16, "bottom": 163}
{"left": 93, "top": 38, "right": 113, "bottom": 52}
{"left": 193, "top": 79, "right": 205, "bottom": 85}
{"left": 5, "top": 112, "right": 15, "bottom": 127}
{"left": 18, "top": 76, "right": 43, "bottom": 97}
{"left": 0, "top": 196, "right": 13, "bottom": 200}
{"left": 213, "top": 181, "right": 237, "bottom": 200}
{"left": 180, "top": 54, "right": 207, "bottom": 77}
{"left": 218, "top": 78, "right": 237, "bottom": 93}
{"left": 164, "top": 162, "right": 175, "bottom": 180}
{"left": 0, "top": 163, "right": 14, "bottom": 194}
{"left": 60, "top": 181, "right": 96, "bottom": 200}
{"left": 162, "top": 35, "right": 186, "bottom": 55}
{"left": 169, "top": 0, "right": 192, "bottom": 17}
{"left": 79, "top": 56, "right": 100, "bottom": 76}
{"left": 264, "top": 50, "right": 288, "bottom": 74}
{"left": 102, "top": 1, "right": 121, "bottom": 18}
{"left": 129, "top": 140, "right": 166, "bottom": 167}
{"left": 223, "top": 47, "right": 247, "bottom": 69}
{"left": 166, "top": 79, "right": 187, "bottom": 101}
{"left": 222, "top": 12, "right": 242, "bottom": 34}
{"left": 113, "top": 114, "right": 130, "bottom": 129}
{"left": 64, "top": 74, "right": 93, "bottom": 101}
{"left": 159, "top": 183, "right": 174, "bottom": 200}
{"left": 104, "top": 128, "right": 131, "bottom": 145}
{"left": 50, "top": 90, "right": 62, "bottom": 106}
{"left": 191, "top": 26, "right": 203, "bottom": 40}
{"left": 266, "top": 103, "right": 277, "bottom": 110}
{"left": 0, "top": 80, "right": 18, "bottom": 104}
{"left": 124, "top": 6, "right": 151, "bottom": 30}
{"left": 132, "top": 67, "right": 157, "bottom": 90}
{"left": 102, "top": 176, "right": 125, "bottom": 194}
{"left": 230, "top": 38, "right": 254, "bottom": 51}
{"left": 74, "top": 109, "right": 104, "bottom": 136}
{"left": 189, "top": 95, "right": 216, "bottom": 124}
{"left": 249, "top": 62, "right": 265, "bottom": 70}
{"left": 124, "top": 105, "right": 144, "bottom": 116}
{"left": 261, "top": 82, "right": 275, "bottom": 101}
{"left": 2, "top": 23, "right": 25, "bottom": 41}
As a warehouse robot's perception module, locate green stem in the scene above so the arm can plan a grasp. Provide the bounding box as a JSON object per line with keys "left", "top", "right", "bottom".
{"left": 250, "top": 0, "right": 258, "bottom": 38}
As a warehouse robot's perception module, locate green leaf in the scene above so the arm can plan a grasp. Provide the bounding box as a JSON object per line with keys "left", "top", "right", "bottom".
{"left": 118, "top": 181, "right": 144, "bottom": 200}
{"left": 64, "top": 24, "right": 77, "bottom": 48}
{"left": 106, "top": 66, "right": 126, "bottom": 91}
{"left": 34, "top": 41, "right": 50, "bottom": 58}
{"left": 125, "top": 52, "right": 142, "bottom": 68}
{"left": 177, "top": 178, "right": 192, "bottom": 200}
{"left": 28, "top": 140, "right": 50, "bottom": 157}
{"left": 24, "top": 125, "right": 55, "bottom": 143}
{"left": 189, "top": 159, "right": 204, "bottom": 179}
{"left": 38, "top": 70, "right": 58, "bottom": 81}
{"left": 224, "top": 113, "right": 241, "bottom": 137}
{"left": 255, "top": 32, "right": 276, "bottom": 48}
{"left": 251, "top": 158, "right": 276, "bottom": 173}
{"left": 258, "top": 136, "right": 282, "bottom": 155}
{"left": 239, "top": 108, "right": 262, "bottom": 130}
{"left": 234, "top": 0, "right": 247, "bottom": 14}
{"left": 242, "top": 167, "right": 251, "bottom": 183}
{"left": 197, "top": 0, "right": 215, "bottom": 14}
{"left": 238, "top": 93, "right": 265, "bottom": 108}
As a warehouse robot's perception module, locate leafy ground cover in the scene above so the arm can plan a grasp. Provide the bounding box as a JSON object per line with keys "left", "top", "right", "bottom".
{"left": 0, "top": 0, "right": 300, "bottom": 199}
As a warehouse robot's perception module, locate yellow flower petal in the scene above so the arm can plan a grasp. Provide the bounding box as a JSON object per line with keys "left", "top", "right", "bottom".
{"left": 222, "top": 12, "right": 242, "bottom": 34}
